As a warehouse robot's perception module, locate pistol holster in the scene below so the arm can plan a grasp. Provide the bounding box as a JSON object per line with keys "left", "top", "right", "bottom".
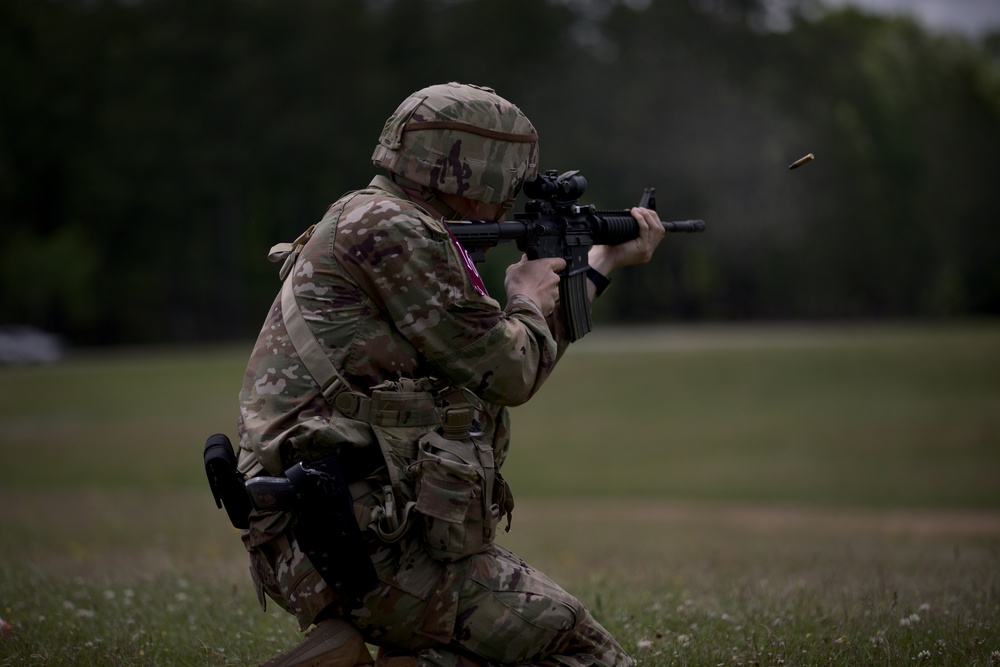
{"left": 204, "top": 433, "right": 252, "bottom": 530}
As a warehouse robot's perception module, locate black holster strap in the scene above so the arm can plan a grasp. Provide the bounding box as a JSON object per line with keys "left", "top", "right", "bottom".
{"left": 279, "top": 456, "right": 379, "bottom": 600}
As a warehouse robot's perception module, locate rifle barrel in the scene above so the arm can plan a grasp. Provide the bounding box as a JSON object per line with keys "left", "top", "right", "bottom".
{"left": 663, "top": 219, "right": 705, "bottom": 232}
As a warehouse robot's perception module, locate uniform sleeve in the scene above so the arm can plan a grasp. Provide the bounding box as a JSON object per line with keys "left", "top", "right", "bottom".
{"left": 336, "top": 197, "right": 560, "bottom": 406}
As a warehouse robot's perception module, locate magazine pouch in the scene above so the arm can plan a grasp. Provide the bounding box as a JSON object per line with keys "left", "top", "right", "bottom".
{"left": 407, "top": 426, "right": 499, "bottom": 562}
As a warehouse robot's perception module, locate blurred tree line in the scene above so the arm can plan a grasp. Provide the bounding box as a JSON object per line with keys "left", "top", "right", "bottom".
{"left": 1, "top": 0, "right": 998, "bottom": 345}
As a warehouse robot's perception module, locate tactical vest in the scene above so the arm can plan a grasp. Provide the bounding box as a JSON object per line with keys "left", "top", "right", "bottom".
{"left": 267, "top": 221, "right": 512, "bottom": 561}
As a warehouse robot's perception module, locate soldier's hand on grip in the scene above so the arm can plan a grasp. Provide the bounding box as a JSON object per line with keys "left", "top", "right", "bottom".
{"left": 504, "top": 255, "right": 567, "bottom": 317}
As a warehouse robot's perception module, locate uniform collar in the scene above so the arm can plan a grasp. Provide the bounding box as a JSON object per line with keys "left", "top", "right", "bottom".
{"left": 369, "top": 174, "right": 459, "bottom": 221}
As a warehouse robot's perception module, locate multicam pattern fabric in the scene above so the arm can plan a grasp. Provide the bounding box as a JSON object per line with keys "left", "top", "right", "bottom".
{"left": 237, "top": 176, "right": 631, "bottom": 665}
{"left": 353, "top": 541, "right": 632, "bottom": 667}
{"left": 237, "top": 174, "right": 561, "bottom": 478}
{"left": 372, "top": 82, "right": 538, "bottom": 206}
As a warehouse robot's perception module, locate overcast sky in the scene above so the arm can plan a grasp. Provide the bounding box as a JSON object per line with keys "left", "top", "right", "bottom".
{"left": 823, "top": 0, "right": 1000, "bottom": 37}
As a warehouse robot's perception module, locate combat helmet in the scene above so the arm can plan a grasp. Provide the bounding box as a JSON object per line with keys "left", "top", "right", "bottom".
{"left": 372, "top": 82, "right": 539, "bottom": 210}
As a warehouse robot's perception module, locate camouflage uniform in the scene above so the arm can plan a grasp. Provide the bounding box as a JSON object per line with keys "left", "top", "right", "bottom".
{"left": 237, "top": 83, "right": 633, "bottom": 667}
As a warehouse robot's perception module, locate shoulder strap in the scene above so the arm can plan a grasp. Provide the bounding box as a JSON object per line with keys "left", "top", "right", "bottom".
{"left": 279, "top": 275, "right": 351, "bottom": 403}
{"left": 272, "top": 224, "right": 446, "bottom": 428}
{"left": 278, "top": 251, "right": 444, "bottom": 430}
{"left": 268, "top": 222, "right": 352, "bottom": 403}
{"left": 269, "top": 224, "right": 316, "bottom": 281}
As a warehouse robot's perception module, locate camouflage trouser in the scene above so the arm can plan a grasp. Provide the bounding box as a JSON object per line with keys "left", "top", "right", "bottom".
{"left": 246, "top": 518, "right": 632, "bottom": 667}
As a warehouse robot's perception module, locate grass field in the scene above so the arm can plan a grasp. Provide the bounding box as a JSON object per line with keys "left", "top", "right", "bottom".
{"left": 1, "top": 322, "right": 998, "bottom": 666}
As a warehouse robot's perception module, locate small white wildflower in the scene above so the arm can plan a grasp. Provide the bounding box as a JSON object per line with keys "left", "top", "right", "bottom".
{"left": 676, "top": 634, "right": 691, "bottom": 647}
{"left": 103, "top": 590, "right": 115, "bottom": 600}
{"left": 871, "top": 632, "right": 886, "bottom": 647}
{"left": 62, "top": 601, "right": 75, "bottom": 610}
{"left": 175, "top": 592, "right": 188, "bottom": 603}
{"left": 900, "top": 617, "right": 912, "bottom": 627}
{"left": 637, "top": 640, "right": 653, "bottom": 649}
{"left": 76, "top": 609, "right": 95, "bottom": 619}
{"left": 909, "top": 613, "right": 920, "bottom": 623}
{"left": 917, "top": 649, "right": 931, "bottom": 660}
{"left": 919, "top": 603, "right": 930, "bottom": 612}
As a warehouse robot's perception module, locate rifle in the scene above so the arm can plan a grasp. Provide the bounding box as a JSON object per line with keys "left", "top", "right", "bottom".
{"left": 447, "top": 169, "right": 705, "bottom": 341}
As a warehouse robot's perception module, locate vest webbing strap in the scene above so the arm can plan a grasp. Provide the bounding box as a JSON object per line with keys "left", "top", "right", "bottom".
{"left": 279, "top": 270, "right": 424, "bottom": 505}
{"left": 278, "top": 268, "right": 440, "bottom": 429}
{"left": 280, "top": 276, "right": 350, "bottom": 402}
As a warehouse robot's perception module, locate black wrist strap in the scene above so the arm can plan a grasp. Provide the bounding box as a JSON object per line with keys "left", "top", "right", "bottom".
{"left": 586, "top": 267, "right": 612, "bottom": 297}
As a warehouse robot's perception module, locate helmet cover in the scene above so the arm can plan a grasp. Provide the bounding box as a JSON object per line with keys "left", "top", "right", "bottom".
{"left": 372, "top": 82, "right": 539, "bottom": 205}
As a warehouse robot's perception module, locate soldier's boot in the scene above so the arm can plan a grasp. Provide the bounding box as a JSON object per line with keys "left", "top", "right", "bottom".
{"left": 374, "top": 657, "right": 417, "bottom": 667}
{"left": 374, "top": 648, "right": 484, "bottom": 667}
{"left": 260, "top": 618, "right": 374, "bottom": 667}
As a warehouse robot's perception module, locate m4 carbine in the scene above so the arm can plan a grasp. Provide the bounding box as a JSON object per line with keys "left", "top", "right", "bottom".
{"left": 447, "top": 169, "right": 705, "bottom": 341}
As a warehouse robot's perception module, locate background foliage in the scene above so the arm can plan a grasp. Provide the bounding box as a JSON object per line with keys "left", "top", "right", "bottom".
{"left": 1, "top": 0, "right": 999, "bottom": 345}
